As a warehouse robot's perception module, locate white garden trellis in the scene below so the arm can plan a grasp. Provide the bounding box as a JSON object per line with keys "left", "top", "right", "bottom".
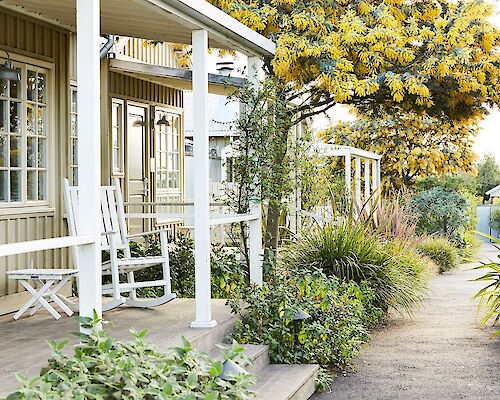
{"left": 309, "top": 142, "right": 382, "bottom": 207}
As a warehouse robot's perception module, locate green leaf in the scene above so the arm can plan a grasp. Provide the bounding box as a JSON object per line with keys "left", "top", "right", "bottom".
{"left": 210, "top": 361, "right": 223, "bottom": 377}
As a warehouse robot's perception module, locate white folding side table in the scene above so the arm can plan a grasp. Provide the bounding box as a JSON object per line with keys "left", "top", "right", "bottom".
{"left": 7, "top": 269, "right": 78, "bottom": 320}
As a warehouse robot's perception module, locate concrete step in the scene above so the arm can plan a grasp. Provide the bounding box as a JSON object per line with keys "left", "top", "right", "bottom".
{"left": 253, "top": 364, "right": 319, "bottom": 400}
{"left": 210, "top": 344, "right": 270, "bottom": 375}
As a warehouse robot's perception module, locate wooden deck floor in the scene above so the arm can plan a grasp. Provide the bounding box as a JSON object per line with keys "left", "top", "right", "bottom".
{"left": 0, "top": 298, "right": 234, "bottom": 395}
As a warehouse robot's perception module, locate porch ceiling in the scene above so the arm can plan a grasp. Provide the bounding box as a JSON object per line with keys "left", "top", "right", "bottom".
{"left": 0, "top": 0, "right": 275, "bottom": 56}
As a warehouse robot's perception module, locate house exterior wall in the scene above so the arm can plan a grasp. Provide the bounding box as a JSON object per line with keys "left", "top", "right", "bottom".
{"left": 0, "top": 8, "right": 71, "bottom": 314}
{"left": 121, "top": 38, "right": 180, "bottom": 68}
{"left": 0, "top": 9, "right": 185, "bottom": 315}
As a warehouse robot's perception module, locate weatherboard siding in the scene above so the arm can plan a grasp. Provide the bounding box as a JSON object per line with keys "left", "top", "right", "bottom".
{"left": 0, "top": 7, "right": 72, "bottom": 314}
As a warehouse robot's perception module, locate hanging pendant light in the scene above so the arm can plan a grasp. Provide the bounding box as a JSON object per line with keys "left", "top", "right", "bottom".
{"left": 156, "top": 115, "right": 170, "bottom": 126}
{"left": 0, "top": 50, "right": 20, "bottom": 82}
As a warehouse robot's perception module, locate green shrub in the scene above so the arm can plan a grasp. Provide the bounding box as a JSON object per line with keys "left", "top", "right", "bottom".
{"left": 7, "top": 314, "right": 255, "bottom": 399}
{"left": 229, "top": 268, "right": 383, "bottom": 371}
{"left": 416, "top": 236, "right": 460, "bottom": 273}
{"left": 459, "top": 231, "right": 481, "bottom": 262}
{"left": 490, "top": 208, "right": 500, "bottom": 233}
{"left": 284, "top": 221, "right": 429, "bottom": 313}
{"left": 411, "top": 187, "right": 470, "bottom": 242}
{"left": 131, "top": 233, "right": 246, "bottom": 298}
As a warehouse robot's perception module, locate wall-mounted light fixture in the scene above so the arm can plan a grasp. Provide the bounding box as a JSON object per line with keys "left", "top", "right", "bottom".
{"left": 0, "top": 50, "right": 20, "bottom": 81}
{"left": 156, "top": 115, "right": 170, "bottom": 126}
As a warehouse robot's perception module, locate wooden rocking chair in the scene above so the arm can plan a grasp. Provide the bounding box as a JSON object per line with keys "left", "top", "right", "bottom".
{"left": 63, "top": 178, "right": 176, "bottom": 311}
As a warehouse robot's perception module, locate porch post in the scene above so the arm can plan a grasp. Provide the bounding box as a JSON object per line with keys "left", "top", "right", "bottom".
{"left": 76, "top": 0, "right": 102, "bottom": 325}
{"left": 248, "top": 56, "right": 264, "bottom": 84}
{"left": 247, "top": 56, "right": 264, "bottom": 286}
{"left": 191, "top": 29, "right": 216, "bottom": 328}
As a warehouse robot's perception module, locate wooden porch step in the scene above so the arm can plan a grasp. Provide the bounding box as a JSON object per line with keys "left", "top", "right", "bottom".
{"left": 209, "top": 342, "right": 318, "bottom": 400}
{"left": 210, "top": 343, "right": 270, "bottom": 375}
{"left": 253, "top": 364, "right": 319, "bottom": 400}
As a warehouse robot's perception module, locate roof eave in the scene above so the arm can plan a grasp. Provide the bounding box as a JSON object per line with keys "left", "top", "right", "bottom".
{"left": 154, "top": 0, "right": 276, "bottom": 56}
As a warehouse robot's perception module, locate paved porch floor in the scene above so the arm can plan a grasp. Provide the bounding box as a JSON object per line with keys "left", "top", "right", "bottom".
{"left": 0, "top": 298, "right": 234, "bottom": 395}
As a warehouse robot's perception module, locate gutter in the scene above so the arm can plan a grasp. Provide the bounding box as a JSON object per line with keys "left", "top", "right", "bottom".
{"left": 100, "top": 35, "right": 116, "bottom": 59}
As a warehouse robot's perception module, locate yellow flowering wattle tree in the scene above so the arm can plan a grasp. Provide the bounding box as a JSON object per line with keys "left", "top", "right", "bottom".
{"left": 323, "top": 109, "right": 478, "bottom": 189}
{"left": 210, "top": 0, "right": 500, "bottom": 121}
{"left": 207, "top": 0, "right": 499, "bottom": 251}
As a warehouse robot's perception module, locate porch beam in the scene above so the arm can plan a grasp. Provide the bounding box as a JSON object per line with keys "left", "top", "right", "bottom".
{"left": 76, "top": 0, "right": 103, "bottom": 325}
{"left": 191, "top": 29, "right": 217, "bottom": 329}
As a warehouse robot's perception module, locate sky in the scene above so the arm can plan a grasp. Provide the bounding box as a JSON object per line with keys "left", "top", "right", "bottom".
{"left": 476, "top": 7, "right": 500, "bottom": 162}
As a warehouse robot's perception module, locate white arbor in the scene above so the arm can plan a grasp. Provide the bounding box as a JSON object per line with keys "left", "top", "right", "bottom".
{"left": 309, "top": 142, "right": 382, "bottom": 206}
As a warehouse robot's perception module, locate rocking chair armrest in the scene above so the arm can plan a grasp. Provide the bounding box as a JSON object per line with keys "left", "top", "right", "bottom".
{"left": 128, "top": 227, "right": 170, "bottom": 239}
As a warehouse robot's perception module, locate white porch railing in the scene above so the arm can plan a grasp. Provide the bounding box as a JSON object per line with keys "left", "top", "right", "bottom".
{"left": 0, "top": 235, "right": 95, "bottom": 257}
{"left": 123, "top": 201, "right": 263, "bottom": 286}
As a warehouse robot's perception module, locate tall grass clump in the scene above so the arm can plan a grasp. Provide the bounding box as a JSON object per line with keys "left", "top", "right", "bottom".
{"left": 416, "top": 236, "right": 460, "bottom": 273}
{"left": 370, "top": 197, "right": 418, "bottom": 244}
{"left": 285, "top": 220, "right": 429, "bottom": 314}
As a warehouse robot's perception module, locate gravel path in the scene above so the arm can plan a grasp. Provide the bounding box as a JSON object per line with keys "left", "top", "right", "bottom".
{"left": 313, "top": 242, "right": 500, "bottom": 400}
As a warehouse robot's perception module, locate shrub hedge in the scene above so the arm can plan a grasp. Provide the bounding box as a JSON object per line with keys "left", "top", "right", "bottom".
{"left": 416, "top": 236, "right": 461, "bottom": 273}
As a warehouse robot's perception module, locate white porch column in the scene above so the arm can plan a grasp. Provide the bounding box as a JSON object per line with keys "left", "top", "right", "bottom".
{"left": 246, "top": 55, "right": 264, "bottom": 286}
{"left": 247, "top": 56, "right": 264, "bottom": 85}
{"left": 345, "top": 154, "right": 351, "bottom": 199}
{"left": 249, "top": 201, "right": 263, "bottom": 285}
{"left": 76, "top": 0, "right": 102, "bottom": 324}
{"left": 191, "top": 29, "right": 216, "bottom": 328}
{"left": 355, "top": 157, "right": 361, "bottom": 205}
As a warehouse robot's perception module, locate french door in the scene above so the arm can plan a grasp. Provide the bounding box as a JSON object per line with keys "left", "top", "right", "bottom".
{"left": 126, "top": 104, "right": 149, "bottom": 234}
{"left": 153, "top": 108, "right": 182, "bottom": 222}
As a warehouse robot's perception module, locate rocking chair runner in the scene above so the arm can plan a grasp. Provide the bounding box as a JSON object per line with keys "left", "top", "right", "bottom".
{"left": 63, "top": 178, "right": 176, "bottom": 311}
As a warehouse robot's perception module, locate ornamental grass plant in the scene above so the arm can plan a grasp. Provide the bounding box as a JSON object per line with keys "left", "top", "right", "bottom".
{"left": 416, "top": 236, "right": 461, "bottom": 273}
{"left": 283, "top": 220, "right": 430, "bottom": 314}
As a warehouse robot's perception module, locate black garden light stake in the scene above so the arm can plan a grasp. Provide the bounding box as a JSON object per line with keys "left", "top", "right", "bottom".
{"left": 290, "top": 309, "right": 311, "bottom": 355}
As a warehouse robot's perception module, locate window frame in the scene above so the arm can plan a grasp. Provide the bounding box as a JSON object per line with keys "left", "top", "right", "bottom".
{"left": 0, "top": 54, "right": 54, "bottom": 212}
{"left": 111, "top": 98, "right": 125, "bottom": 176}
{"left": 68, "top": 83, "right": 78, "bottom": 184}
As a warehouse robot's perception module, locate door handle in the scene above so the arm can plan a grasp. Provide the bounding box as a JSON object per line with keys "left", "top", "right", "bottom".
{"left": 143, "top": 177, "right": 149, "bottom": 196}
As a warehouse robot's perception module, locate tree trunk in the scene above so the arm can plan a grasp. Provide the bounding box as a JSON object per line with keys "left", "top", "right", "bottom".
{"left": 264, "top": 203, "right": 281, "bottom": 251}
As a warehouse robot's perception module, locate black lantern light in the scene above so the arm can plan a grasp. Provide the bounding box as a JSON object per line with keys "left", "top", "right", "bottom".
{"left": 156, "top": 115, "right": 170, "bottom": 126}
{"left": 0, "top": 50, "right": 20, "bottom": 82}
{"left": 290, "top": 309, "right": 311, "bottom": 350}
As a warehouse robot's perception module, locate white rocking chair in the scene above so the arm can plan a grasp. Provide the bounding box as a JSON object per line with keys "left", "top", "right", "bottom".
{"left": 63, "top": 178, "right": 176, "bottom": 311}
